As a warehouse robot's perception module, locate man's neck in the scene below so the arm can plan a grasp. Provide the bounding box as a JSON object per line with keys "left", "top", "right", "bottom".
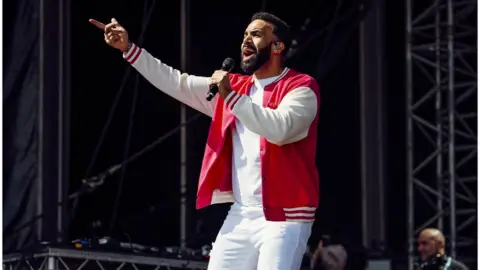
{"left": 253, "top": 62, "right": 284, "bottom": 80}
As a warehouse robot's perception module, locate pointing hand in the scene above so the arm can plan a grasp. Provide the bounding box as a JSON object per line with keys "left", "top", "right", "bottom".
{"left": 89, "top": 18, "right": 130, "bottom": 52}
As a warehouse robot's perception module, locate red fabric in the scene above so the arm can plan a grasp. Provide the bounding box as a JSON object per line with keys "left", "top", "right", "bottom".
{"left": 196, "top": 69, "right": 320, "bottom": 221}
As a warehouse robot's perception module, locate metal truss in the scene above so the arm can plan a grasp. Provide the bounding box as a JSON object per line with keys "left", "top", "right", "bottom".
{"left": 3, "top": 247, "right": 208, "bottom": 270}
{"left": 406, "top": 0, "right": 477, "bottom": 268}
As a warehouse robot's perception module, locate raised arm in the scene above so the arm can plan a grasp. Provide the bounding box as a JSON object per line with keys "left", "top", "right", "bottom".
{"left": 89, "top": 18, "right": 216, "bottom": 117}
{"left": 123, "top": 43, "right": 215, "bottom": 116}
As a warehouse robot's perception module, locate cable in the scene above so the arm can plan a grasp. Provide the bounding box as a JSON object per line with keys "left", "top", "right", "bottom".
{"left": 75, "top": 0, "right": 158, "bottom": 223}
{"left": 6, "top": 0, "right": 163, "bottom": 246}
{"left": 108, "top": 0, "right": 155, "bottom": 237}
{"left": 313, "top": 1, "right": 371, "bottom": 81}
{"left": 319, "top": 0, "right": 344, "bottom": 63}
{"left": 5, "top": 112, "right": 203, "bottom": 242}
{"left": 85, "top": 63, "right": 131, "bottom": 177}
{"left": 108, "top": 60, "right": 141, "bottom": 237}
{"left": 104, "top": 112, "right": 203, "bottom": 176}
{"left": 85, "top": 0, "right": 157, "bottom": 178}
{"left": 288, "top": 3, "right": 360, "bottom": 65}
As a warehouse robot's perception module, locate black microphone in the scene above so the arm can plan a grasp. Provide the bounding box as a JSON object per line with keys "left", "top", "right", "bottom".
{"left": 206, "top": 58, "right": 235, "bottom": 101}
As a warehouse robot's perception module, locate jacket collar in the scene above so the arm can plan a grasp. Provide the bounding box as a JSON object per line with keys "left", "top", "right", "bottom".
{"left": 249, "top": 67, "right": 290, "bottom": 84}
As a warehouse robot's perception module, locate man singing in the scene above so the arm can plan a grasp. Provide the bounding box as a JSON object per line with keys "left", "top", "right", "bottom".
{"left": 90, "top": 12, "right": 320, "bottom": 270}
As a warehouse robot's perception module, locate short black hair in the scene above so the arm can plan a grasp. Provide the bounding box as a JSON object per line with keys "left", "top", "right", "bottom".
{"left": 251, "top": 12, "right": 292, "bottom": 55}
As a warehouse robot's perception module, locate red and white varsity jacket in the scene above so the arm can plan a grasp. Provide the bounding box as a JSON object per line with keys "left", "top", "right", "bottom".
{"left": 123, "top": 43, "right": 320, "bottom": 222}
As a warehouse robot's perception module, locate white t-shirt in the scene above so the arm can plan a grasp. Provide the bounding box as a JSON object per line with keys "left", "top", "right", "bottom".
{"left": 231, "top": 75, "right": 280, "bottom": 207}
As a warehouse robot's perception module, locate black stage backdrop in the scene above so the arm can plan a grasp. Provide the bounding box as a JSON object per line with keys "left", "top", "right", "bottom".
{"left": 3, "top": 0, "right": 411, "bottom": 256}
{"left": 3, "top": 0, "right": 40, "bottom": 251}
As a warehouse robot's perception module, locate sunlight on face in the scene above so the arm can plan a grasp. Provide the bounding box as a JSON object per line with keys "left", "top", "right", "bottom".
{"left": 240, "top": 20, "right": 275, "bottom": 73}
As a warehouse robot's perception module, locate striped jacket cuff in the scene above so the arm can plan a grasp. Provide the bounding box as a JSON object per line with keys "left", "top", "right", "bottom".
{"left": 224, "top": 91, "right": 244, "bottom": 111}
{"left": 283, "top": 207, "right": 316, "bottom": 222}
{"left": 123, "top": 43, "right": 142, "bottom": 65}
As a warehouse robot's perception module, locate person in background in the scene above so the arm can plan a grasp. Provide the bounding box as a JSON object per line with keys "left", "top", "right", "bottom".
{"left": 310, "top": 235, "right": 347, "bottom": 270}
{"left": 416, "top": 228, "right": 469, "bottom": 270}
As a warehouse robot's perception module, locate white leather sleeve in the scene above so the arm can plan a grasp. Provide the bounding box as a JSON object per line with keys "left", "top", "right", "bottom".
{"left": 123, "top": 43, "right": 215, "bottom": 117}
{"left": 225, "top": 87, "right": 318, "bottom": 146}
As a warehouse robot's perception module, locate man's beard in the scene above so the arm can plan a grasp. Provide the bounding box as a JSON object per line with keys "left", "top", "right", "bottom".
{"left": 240, "top": 43, "right": 272, "bottom": 75}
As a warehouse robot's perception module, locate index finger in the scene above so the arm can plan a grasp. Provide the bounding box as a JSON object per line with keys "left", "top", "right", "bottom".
{"left": 89, "top": 19, "right": 105, "bottom": 30}
{"left": 105, "top": 22, "right": 120, "bottom": 33}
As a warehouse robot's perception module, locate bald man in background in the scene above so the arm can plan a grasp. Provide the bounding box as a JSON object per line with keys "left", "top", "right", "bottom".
{"left": 416, "top": 228, "right": 468, "bottom": 270}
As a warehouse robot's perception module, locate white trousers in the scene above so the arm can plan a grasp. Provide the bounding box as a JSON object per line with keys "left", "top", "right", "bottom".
{"left": 207, "top": 203, "right": 312, "bottom": 270}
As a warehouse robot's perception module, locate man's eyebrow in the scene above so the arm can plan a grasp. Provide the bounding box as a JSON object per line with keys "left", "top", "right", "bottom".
{"left": 244, "top": 29, "right": 263, "bottom": 35}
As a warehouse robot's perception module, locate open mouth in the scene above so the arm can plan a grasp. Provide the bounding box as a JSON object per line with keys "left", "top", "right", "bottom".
{"left": 242, "top": 46, "right": 256, "bottom": 60}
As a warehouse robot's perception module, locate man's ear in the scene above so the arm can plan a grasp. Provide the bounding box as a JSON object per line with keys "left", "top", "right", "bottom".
{"left": 272, "top": 40, "right": 285, "bottom": 54}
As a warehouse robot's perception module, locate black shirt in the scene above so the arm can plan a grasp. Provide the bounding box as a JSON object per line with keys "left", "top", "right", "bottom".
{"left": 417, "top": 257, "right": 469, "bottom": 270}
{"left": 449, "top": 259, "right": 469, "bottom": 270}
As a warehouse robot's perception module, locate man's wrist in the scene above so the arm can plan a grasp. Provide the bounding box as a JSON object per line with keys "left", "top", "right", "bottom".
{"left": 221, "top": 87, "right": 233, "bottom": 100}
{"left": 121, "top": 41, "right": 132, "bottom": 53}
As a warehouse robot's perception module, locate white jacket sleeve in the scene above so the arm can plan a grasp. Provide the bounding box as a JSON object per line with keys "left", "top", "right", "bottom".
{"left": 123, "top": 43, "right": 215, "bottom": 117}
{"left": 225, "top": 87, "right": 318, "bottom": 146}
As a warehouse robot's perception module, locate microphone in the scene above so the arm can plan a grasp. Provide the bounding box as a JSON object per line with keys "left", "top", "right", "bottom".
{"left": 206, "top": 58, "right": 235, "bottom": 101}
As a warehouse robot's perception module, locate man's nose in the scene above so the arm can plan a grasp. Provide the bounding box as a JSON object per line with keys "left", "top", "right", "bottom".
{"left": 243, "top": 35, "right": 253, "bottom": 44}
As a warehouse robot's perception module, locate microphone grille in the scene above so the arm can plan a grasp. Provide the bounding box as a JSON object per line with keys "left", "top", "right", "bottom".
{"left": 222, "top": 58, "right": 235, "bottom": 71}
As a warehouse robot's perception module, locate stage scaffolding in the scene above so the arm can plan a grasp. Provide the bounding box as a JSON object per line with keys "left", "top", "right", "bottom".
{"left": 2, "top": 247, "right": 208, "bottom": 270}
{"left": 3, "top": 247, "right": 317, "bottom": 270}
{"left": 406, "top": 0, "right": 477, "bottom": 269}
